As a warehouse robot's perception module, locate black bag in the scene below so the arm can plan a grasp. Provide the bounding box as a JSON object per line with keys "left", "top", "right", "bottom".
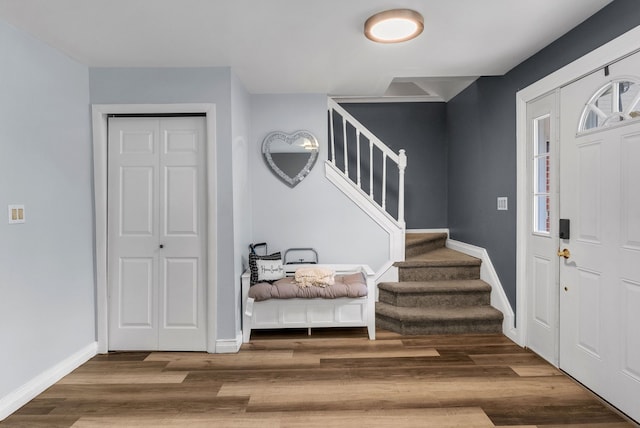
{"left": 249, "top": 242, "right": 268, "bottom": 256}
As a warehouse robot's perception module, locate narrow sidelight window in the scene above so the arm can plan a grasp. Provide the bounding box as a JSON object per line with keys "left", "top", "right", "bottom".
{"left": 533, "top": 115, "right": 551, "bottom": 234}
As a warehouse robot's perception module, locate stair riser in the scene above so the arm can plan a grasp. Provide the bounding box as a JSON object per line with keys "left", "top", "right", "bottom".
{"left": 378, "top": 290, "right": 490, "bottom": 307}
{"left": 398, "top": 266, "right": 480, "bottom": 281}
{"left": 405, "top": 237, "right": 446, "bottom": 258}
{"left": 376, "top": 315, "right": 502, "bottom": 335}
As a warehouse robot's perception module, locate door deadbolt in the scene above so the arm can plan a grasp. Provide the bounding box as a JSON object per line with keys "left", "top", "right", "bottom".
{"left": 159, "top": 244, "right": 164, "bottom": 249}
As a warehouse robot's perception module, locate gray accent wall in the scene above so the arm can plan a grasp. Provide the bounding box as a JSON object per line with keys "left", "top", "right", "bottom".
{"left": 0, "top": 21, "right": 94, "bottom": 400}
{"left": 447, "top": 0, "right": 640, "bottom": 310}
{"left": 339, "top": 102, "right": 448, "bottom": 229}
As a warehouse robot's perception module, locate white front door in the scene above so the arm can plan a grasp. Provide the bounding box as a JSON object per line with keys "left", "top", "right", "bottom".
{"left": 525, "top": 91, "right": 560, "bottom": 365}
{"left": 559, "top": 52, "right": 640, "bottom": 422}
{"left": 108, "top": 116, "right": 207, "bottom": 351}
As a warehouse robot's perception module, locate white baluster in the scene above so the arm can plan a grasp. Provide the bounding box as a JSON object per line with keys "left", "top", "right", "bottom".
{"left": 369, "top": 140, "right": 374, "bottom": 199}
{"left": 329, "top": 108, "right": 336, "bottom": 164}
{"left": 398, "top": 149, "right": 407, "bottom": 228}
{"left": 356, "top": 131, "right": 362, "bottom": 187}
{"left": 382, "top": 153, "right": 387, "bottom": 211}
{"left": 342, "top": 117, "right": 348, "bottom": 176}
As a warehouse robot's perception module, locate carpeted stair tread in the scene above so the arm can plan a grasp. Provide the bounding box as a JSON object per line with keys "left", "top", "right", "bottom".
{"left": 377, "top": 232, "right": 504, "bottom": 335}
{"left": 405, "top": 233, "right": 447, "bottom": 257}
{"left": 396, "top": 247, "right": 480, "bottom": 268}
{"left": 378, "top": 279, "right": 491, "bottom": 294}
{"left": 376, "top": 302, "right": 503, "bottom": 322}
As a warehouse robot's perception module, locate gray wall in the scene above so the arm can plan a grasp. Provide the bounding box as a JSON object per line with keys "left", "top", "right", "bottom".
{"left": 447, "top": 77, "right": 516, "bottom": 307}
{"left": 340, "top": 102, "right": 448, "bottom": 229}
{"left": 0, "top": 21, "right": 94, "bottom": 400}
{"left": 447, "top": 0, "right": 640, "bottom": 310}
{"left": 89, "top": 67, "right": 240, "bottom": 341}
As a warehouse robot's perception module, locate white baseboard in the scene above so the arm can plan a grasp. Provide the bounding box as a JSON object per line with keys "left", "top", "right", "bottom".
{"left": 216, "top": 334, "right": 242, "bottom": 353}
{"left": 0, "top": 342, "right": 98, "bottom": 421}
{"left": 446, "top": 240, "right": 520, "bottom": 345}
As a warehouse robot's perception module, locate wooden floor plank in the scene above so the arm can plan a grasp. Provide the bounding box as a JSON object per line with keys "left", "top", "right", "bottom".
{"left": 510, "top": 365, "right": 564, "bottom": 377}
{"left": 57, "top": 371, "right": 188, "bottom": 385}
{"left": 485, "top": 403, "right": 628, "bottom": 426}
{"left": 1, "top": 329, "right": 636, "bottom": 428}
{"left": 38, "top": 383, "right": 223, "bottom": 400}
{"left": 216, "top": 376, "right": 597, "bottom": 413}
{"left": 47, "top": 396, "right": 249, "bottom": 417}
{"left": 89, "top": 352, "right": 151, "bottom": 362}
{"left": 536, "top": 424, "right": 635, "bottom": 428}
{"left": 69, "top": 408, "right": 495, "bottom": 428}
{"left": 0, "top": 415, "right": 80, "bottom": 428}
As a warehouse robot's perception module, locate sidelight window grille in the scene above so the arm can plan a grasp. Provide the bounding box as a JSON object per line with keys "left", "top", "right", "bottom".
{"left": 533, "top": 114, "right": 551, "bottom": 234}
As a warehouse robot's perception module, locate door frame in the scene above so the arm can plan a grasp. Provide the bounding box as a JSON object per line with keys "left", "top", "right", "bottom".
{"left": 516, "top": 25, "right": 640, "bottom": 349}
{"left": 92, "top": 103, "right": 217, "bottom": 354}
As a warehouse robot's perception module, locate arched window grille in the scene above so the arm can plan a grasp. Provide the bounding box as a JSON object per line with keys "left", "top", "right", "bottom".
{"left": 579, "top": 79, "right": 640, "bottom": 132}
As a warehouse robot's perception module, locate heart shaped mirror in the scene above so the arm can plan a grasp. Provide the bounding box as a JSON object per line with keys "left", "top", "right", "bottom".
{"left": 262, "top": 130, "right": 319, "bottom": 187}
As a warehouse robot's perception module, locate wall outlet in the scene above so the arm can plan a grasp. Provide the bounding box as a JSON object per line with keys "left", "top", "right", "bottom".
{"left": 8, "top": 205, "right": 25, "bottom": 224}
{"left": 497, "top": 197, "right": 508, "bottom": 211}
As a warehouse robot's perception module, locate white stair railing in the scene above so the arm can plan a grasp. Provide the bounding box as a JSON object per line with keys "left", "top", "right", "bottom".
{"left": 327, "top": 98, "right": 407, "bottom": 229}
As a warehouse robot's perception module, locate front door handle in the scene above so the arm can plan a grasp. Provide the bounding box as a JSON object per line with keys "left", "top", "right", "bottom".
{"left": 557, "top": 248, "right": 571, "bottom": 259}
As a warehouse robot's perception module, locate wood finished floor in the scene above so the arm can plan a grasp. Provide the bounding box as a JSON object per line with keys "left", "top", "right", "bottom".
{"left": 2, "top": 329, "right": 637, "bottom": 428}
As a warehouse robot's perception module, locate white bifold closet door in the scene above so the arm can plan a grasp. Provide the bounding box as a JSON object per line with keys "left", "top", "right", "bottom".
{"left": 108, "top": 117, "right": 207, "bottom": 351}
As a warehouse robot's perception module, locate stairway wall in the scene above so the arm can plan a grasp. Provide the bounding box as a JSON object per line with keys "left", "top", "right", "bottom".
{"left": 340, "top": 102, "right": 448, "bottom": 229}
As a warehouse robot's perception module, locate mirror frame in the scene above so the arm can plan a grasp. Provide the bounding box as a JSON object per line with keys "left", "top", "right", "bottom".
{"left": 261, "top": 130, "right": 319, "bottom": 187}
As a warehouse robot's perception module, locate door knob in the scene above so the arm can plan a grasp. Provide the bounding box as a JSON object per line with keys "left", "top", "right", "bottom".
{"left": 557, "top": 248, "right": 571, "bottom": 259}
{"left": 159, "top": 244, "right": 164, "bottom": 249}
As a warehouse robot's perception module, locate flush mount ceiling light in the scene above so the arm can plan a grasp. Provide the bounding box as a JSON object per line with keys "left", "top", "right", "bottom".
{"left": 364, "top": 9, "right": 424, "bottom": 43}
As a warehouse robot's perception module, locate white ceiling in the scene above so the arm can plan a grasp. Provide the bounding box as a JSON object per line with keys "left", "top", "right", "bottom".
{"left": 0, "top": 0, "right": 614, "bottom": 101}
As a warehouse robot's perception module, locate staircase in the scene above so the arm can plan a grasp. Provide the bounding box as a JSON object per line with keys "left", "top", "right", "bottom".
{"left": 376, "top": 233, "right": 504, "bottom": 335}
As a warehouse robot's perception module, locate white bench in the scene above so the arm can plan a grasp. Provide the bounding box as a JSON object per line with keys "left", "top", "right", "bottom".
{"left": 241, "top": 264, "right": 376, "bottom": 343}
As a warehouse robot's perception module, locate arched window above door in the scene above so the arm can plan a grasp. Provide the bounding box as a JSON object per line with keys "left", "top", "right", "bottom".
{"left": 579, "top": 78, "right": 640, "bottom": 132}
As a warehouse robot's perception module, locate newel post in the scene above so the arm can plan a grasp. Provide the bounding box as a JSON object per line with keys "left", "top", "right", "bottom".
{"left": 398, "top": 149, "right": 407, "bottom": 228}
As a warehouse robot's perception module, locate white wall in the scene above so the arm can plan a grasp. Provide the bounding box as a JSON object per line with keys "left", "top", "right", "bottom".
{"left": 231, "top": 73, "right": 252, "bottom": 342}
{"left": 0, "top": 20, "right": 95, "bottom": 401}
{"left": 88, "top": 66, "right": 240, "bottom": 341}
{"left": 0, "top": 29, "right": 388, "bottom": 416}
{"left": 250, "top": 94, "right": 388, "bottom": 271}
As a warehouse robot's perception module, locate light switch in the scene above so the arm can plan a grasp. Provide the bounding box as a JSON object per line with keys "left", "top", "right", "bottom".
{"left": 497, "top": 197, "right": 508, "bottom": 211}
{"left": 8, "top": 205, "right": 25, "bottom": 224}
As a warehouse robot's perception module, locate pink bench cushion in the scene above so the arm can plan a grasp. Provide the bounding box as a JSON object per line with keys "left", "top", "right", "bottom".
{"left": 248, "top": 272, "right": 368, "bottom": 301}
